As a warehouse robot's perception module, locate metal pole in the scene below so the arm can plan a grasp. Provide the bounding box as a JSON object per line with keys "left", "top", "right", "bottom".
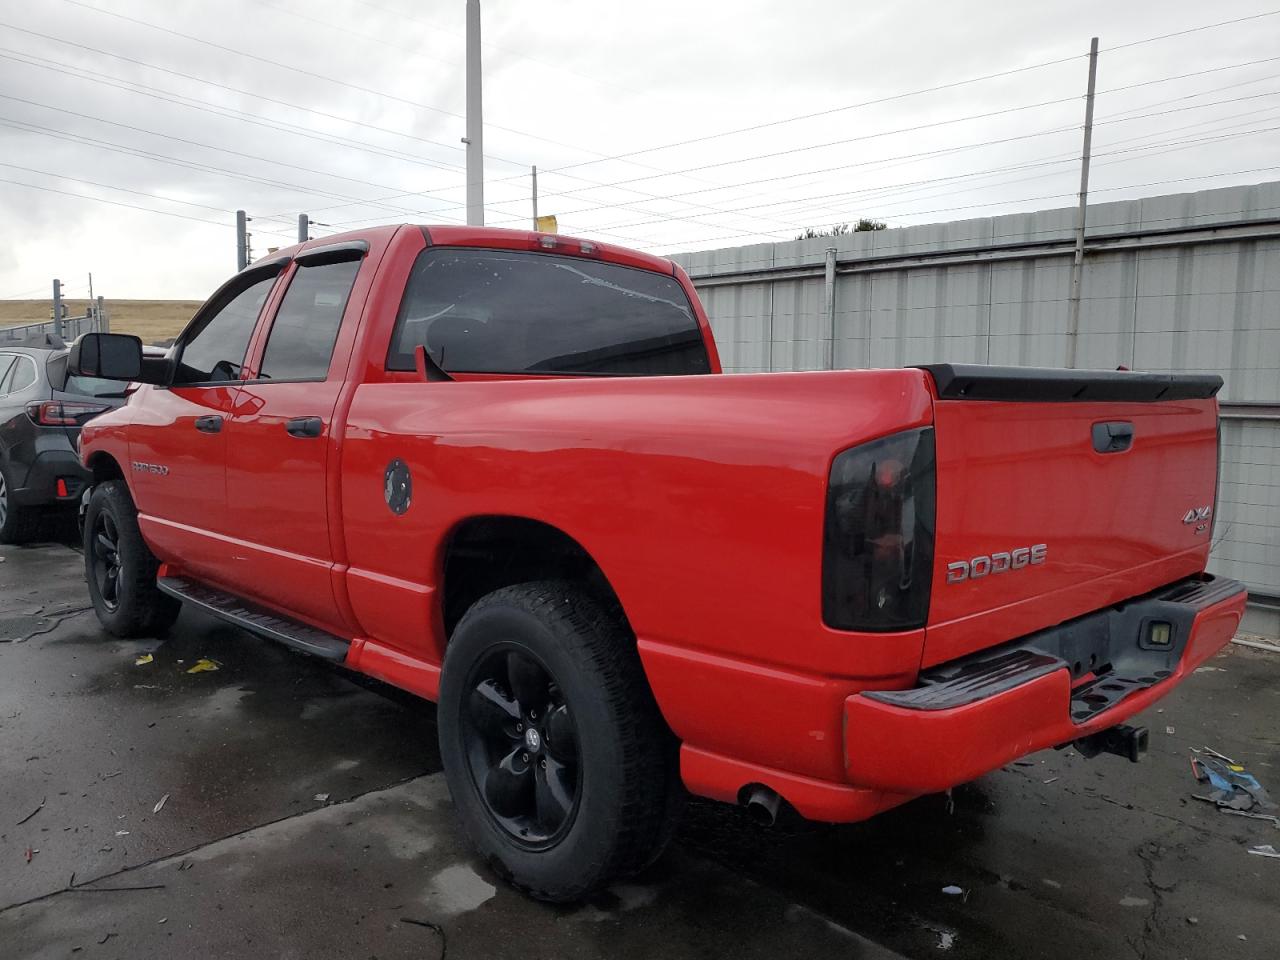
{"left": 531, "top": 165, "right": 538, "bottom": 229}
{"left": 464, "top": 0, "right": 485, "bottom": 225}
{"left": 87, "top": 271, "right": 95, "bottom": 331}
{"left": 298, "top": 214, "right": 309, "bottom": 244}
{"left": 824, "top": 247, "right": 838, "bottom": 369}
{"left": 1066, "top": 36, "right": 1099, "bottom": 369}
{"left": 97, "top": 295, "right": 108, "bottom": 333}
{"left": 236, "top": 209, "right": 249, "bottom": 271}
{"left": 52, "top": 278, "right": 63, "bottom": 340}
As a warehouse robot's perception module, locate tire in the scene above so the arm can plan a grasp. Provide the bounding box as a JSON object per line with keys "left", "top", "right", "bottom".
{"left": 0, "top": 461, "right": 39, "bottom": 545}
{"left": 438, "top": 580, "right": 678, "bottom": 902}
{"left": 83, "top": 481, "right": 181, "bottom": 637}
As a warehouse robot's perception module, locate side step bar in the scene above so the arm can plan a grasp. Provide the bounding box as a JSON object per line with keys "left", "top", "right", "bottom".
{"left": 157, "top": 576, "right": 351, "bottom": 662}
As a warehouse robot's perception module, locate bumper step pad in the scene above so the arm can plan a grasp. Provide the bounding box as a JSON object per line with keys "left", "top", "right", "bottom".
{"left": 157, "top": 577, "right": 350, "bottom": 662}
{"left": 863, "top": 649, "right": 1064, "bottom": 710}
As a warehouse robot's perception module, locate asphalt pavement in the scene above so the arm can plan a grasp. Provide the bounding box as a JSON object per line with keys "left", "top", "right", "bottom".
{"left": 2, "top": 536, "right": 1277, "bottom": 959}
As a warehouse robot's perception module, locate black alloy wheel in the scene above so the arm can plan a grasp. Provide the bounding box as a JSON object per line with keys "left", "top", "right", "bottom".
{"left": 462, "top": 647, "right": 581, "bottom": 846}
{"left": 438, "top": 580, "right": 681, "bottom": 902}
{"left": 90, "top": 509, "right": 122, "bottom": 612}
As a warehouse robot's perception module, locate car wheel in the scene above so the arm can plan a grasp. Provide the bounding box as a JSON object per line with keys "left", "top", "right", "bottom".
{"left": 438, "top": 580, "right": 678, "bottom": 902}
{"left": 84, "top": 481, "right": 181, "bottom": 637}
{"left": 0, "top": 462, "right": 38, "bottom": 545}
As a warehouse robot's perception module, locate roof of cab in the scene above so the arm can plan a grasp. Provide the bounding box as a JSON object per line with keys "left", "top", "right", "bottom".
{"left": 251, "top": 224, "right": 678, "bottom": 277}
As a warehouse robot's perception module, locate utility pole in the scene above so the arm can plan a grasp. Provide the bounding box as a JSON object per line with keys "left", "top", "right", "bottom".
{"left": 87, "top": 271, "right": 96, "bottom": 332}
{"left": 298, "top": 214, "right": 310, "bottom": 244}
{"left": 1066, "top": 36, "right": 1099, "bottom": 369}
{"left": 96, "top": 295, "right": 108, "bottom": 333}
{"left": 823, "top": 247, "right": 838, "bottom": 369}
{"left": 52, "top": 278, "right": 63, "bottom": 340}
{"left": 464, "top": 0, "right": 484, "bottom": 225}
{"left": 236, "top": 209, "right": 250, "bottom": 271}
{"left": 531, "top": 165, "right": 538, "bottom": 230}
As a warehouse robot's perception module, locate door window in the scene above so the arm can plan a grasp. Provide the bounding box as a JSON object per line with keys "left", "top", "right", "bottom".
{"left": 0, "top": 354, "right": 15, "bottom": 393}
{"left": 175, "top": 273, "right": 279, "bottom": 385}
{"left": 258, "top": 258, "right": 362, "bottom": 381}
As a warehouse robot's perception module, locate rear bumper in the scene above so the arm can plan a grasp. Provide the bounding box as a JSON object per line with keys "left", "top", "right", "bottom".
{"left": 10, "top": 445, "right": 91, "bottom": 507}
{"left": 843, "top": 576, "right": 1247, "bottom": 794}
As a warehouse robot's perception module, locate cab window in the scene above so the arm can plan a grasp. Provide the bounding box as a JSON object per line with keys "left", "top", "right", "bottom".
{"left": 175, "top": 273, "right": 279, "bottom": 385}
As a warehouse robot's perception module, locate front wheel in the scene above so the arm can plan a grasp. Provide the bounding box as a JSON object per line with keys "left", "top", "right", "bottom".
{"left": 83, "top": 481, "right": 181, "bottom": 637}
{"left": 438, "top": 580, "right": 678, "bottom": 902}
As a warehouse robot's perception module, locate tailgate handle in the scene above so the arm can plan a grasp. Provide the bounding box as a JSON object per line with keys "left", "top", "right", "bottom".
{"left": 1092, "top": 421, "right": 1134, "bottom": 453}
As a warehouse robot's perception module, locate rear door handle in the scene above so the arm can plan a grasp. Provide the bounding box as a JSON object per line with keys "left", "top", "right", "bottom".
{"left": 1092, "top": 421, "right": 1134, "bottom": 453}
{"left": 194, "top": 415, "right": 223, "bottom": 434}
{"left": 285, "top": 416, "right": 324, "bottom": 438}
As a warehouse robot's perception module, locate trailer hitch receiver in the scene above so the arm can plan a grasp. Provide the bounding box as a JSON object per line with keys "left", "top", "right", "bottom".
{"left": 1073, "top": 724, "right": 1149, "bottom": 763}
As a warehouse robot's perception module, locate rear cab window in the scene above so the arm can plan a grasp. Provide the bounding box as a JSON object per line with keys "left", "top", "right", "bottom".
{"left": 387, "top": 248, "right": 711, "bottom": 376}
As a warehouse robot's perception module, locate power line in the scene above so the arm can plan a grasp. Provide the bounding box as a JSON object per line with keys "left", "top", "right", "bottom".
{"left": 0, "top": 174, "right": 293, "bottom": 237}
{"left": 502, "top": 8, "right": 1280, "bottom": 184}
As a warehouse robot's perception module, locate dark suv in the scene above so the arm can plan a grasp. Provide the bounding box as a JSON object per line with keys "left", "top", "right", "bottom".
{"left": 0, "top": 339, "right": 124, "bottom": 543}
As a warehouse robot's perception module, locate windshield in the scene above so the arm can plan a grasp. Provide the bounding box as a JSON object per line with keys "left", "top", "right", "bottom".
{"left": 387, "top": 248, "right": 711, "bottom": 376}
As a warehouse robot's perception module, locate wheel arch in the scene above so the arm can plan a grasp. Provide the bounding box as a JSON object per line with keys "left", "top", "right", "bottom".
{"left": 86, "top": 450, "right": 127, "bottom": 485}
{"left": 440, "top": 515, "right": 632, "bottom": 643}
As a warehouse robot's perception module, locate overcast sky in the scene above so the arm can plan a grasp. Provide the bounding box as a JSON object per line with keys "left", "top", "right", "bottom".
{"left": 2, "top": 0, "right": 1279, "bottom": 299}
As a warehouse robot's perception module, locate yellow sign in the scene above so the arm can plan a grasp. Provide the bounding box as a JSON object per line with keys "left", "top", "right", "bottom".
{"left": 535, "top": 215, "right": 558, "bottom": 234}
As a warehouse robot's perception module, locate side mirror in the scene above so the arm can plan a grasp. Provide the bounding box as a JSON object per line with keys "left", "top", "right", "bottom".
{"left": 69, "top": 333, "right": 143, "bottom": 381}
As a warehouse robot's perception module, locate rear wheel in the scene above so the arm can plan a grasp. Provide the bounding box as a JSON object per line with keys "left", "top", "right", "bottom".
{"left": 0, "top": 463, "right": 39, "bottom": 545}
{"left": 438, "top": 580, "right": 677, "bottom": 902}
{"left": 84, "top": 481, "right": 181, "bottom": 637}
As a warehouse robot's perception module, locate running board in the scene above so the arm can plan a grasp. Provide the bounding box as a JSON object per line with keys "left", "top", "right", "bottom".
{"left": 157, "top": 576, "right": 351, "bottom": 662}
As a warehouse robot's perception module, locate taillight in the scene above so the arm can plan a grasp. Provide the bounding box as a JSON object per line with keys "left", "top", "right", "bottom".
{"left": 822, "top": 427, "right": 936, "bottom": 631}
{"left": 26, "top": 400, "right": 110, "bottom": 426}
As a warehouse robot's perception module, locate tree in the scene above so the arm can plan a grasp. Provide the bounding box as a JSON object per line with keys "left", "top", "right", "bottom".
{"left": 795, "top": 219, "right": 887, "bottom": 240}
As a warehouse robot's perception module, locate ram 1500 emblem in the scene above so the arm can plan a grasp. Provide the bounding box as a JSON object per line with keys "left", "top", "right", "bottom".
{"left": 946, "top": 544, "right": 1046, "bottom": 584}
{"left": 131, "top": 461, "right": 169, "bottom": 476}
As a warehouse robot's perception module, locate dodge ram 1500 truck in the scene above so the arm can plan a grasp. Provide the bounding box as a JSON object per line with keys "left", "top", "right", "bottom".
{"left": 70, "top": 224, "right": 1247, "bottom": 902}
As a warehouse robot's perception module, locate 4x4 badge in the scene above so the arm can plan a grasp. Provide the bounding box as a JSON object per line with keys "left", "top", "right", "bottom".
{"left": 1182, "top": 506, "right": 1211, "bottom": 524}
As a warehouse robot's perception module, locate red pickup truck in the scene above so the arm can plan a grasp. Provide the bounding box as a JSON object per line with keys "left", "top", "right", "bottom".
{"left": 71, "top": 225, "right": 1246, "bottom": 901}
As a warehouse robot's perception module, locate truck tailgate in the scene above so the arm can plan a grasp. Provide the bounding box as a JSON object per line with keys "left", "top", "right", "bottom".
{"left": 921, "top": 364, "right": 1223, "bottom": 668}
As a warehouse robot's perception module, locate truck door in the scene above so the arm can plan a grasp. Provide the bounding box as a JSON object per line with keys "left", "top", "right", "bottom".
{"left": 129, "top": 265, "right": 285, "bottom": 584}
{"left": 221, "top": 244, "right": 367, "bottom": 633}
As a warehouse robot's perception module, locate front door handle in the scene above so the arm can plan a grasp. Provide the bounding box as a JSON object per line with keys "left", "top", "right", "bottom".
{"left": 194, "top": 415, "right": 223, "bottom": 434}
{"left": 285, "top": 416, "right": 324, "bottom": 438}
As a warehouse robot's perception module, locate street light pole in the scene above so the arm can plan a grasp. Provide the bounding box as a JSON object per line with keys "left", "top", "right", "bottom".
{"left": 465, "top": 0, "right": 485, "bottom": 225}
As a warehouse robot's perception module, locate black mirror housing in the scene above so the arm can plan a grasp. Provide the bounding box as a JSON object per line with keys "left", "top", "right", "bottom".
{"left": 69, "top": 333, "right": 144, "bottom": 381}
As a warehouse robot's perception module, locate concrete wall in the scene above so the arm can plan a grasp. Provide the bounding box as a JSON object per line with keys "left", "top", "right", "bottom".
{"left": 670, "top": 181, "right": 1280, "bottom": 636}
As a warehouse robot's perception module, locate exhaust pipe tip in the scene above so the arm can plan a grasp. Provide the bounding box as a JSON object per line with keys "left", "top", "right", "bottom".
{"left": 742, "top": 785, "right": 782, "bottom": 827}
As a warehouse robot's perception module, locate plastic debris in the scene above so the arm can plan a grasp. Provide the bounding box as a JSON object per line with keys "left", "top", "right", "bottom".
{"left": 941, "top": 885, "right": 964, "bottom": 896}
{"left": 1043, "top": 777, "right": 1059, "bottom": 785}
{"left": 186, "top": 658, "right": 219, "bottom": 674}
{"left": 114, "top": 830, "right": 130, "bottom": 837}
{"left": 153, "top": 794, "right": 169, "bottom": 814}
{"left": 1189, "top": 752, "right": 1275, "bottom": 814}
{"left": 24, "top": 847, "right": 35, "bottom": 863}
{"left": 134, "top": 654, "right": 154, "bottom": 666}
{"left": 1187, "top": 917, "right": 1199, "bottom": 925}
{"left": 313, "top": 793, "right": 330, "bottom": 803}
{"left": 1247, "top": 844, "right": 1280, "bottom": 858}
{"left": 1165, "top": 726, "right": 1175, "bottom": 735}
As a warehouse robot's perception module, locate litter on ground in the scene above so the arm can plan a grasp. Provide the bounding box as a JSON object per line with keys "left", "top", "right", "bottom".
{"left": 134, "top": 654, "right": 153, "bottom": 666}
{"left": 1247, "top": 844, "right": 1280, "bottom": 859}
{"left": 152, "top": 793, "right": 169, "bottom": 814}
{"left": 1189, "top": 751, "right": 1275, "bottom": 814}
{"left": 186, "top": 658, "right": 219, "bottom": 674}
